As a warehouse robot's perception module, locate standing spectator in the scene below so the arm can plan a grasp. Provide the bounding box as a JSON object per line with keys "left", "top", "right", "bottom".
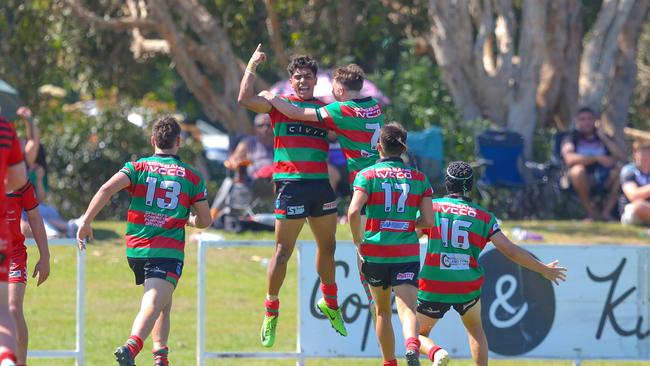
{"left": 561, "top": 107, "right": 625, "bottom": 220}
{"left": 619, "top": 139, "right": 650, "bottom": 226}
{"left": 224, "top": 114, "right": 274, "bottom": 180}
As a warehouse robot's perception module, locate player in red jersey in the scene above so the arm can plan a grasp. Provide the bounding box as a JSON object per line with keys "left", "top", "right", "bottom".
{"left": 6, "top": 181, "right": 49, "bottom": 366}
{"left": 239, "top": 44, "right": 346, "bottom": 346}
{"left": 1, "top": 115, "right": 29, "bottom": 366}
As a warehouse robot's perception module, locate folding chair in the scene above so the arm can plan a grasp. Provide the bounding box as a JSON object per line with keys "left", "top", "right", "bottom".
{"left": 407, "top": 126, "right": 445, "bottom": 189}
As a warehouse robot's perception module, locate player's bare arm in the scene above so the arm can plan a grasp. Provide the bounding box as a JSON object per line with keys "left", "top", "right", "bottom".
{"left": 188, "top": 200, "right": 212, "bottom": 229}
{"left": 77, "top": 172, "right": 131, "bottom": 248}
{"left": 261, "top": 91, "right": 319, "bottom": 122}
{"left": 238, "top": 44, "right": 273, "bottom": 113}
{"left": 415, "top": 196, "right": 434, "bottom": 228}
{"left": 25, "top": 208, "right": 50, "bottom": 286}
{"left": 347, "top": 189, "right": 368, "bottom": 246}
{"left": 6, "top": 161, "right": 28, "bottom": 192}
{"left": 491, "top": 231, "right": 567, "bottom": 285}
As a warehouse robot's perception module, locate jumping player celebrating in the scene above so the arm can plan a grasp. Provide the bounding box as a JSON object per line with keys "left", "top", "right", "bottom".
{"left": 238, "top": 45, "right": 346, "bottom": 346}
{"left": 348, "top": 122, "right": 434, "bottom": 366}
{"left": 261, "top": 63, "right": 384, "bottom": 307}
{"left": 416, "top": 161, "right": 567, "bottom": 366}
{"left": 6, "top": 180, "right": 50, "bottom": 366}
{"left": 76, "top": 117, "right": 211, "bottom": 366}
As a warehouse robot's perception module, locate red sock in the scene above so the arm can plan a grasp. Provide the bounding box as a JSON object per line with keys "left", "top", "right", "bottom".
{"left": 125, "top": 335, "right": 143, "bottom": 358}
{"left": 320, "top": 282, "right": 339, "bottom": 310}
{"left": 0, "top": 350, "right": 16, "bottom": 363}
{"left": 405, "top": 336, "right": 420, "bottom": 351}
{"left": 17, "top": 364, "right": 26, "bottom": 366}
{"left": 153, "top": 346, "right": 169, "bottom": 366}
{"left": 383, "top": 359, "right": 398, "bottom": 366}
{"left": 428, "top": 345, "right": 442, "bottom": 361}
{"left": 359, "top": 273, "right": 373, "bottom": 303}
{"left": 264, "top": 298, "right": 280, "bottom": 317}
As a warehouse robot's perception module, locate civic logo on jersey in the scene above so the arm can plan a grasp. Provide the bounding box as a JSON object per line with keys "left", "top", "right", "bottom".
{"left": 440, "top": 253, "right": 470, "bottom": 270}
{"left": 322, "top": 201, "right": 337, "bottom": 210}
{"left": 396, "top": 272, "right": 415, "bottom": 281}
{"left": 479, "top": 248, "right": 555, "bottom": 356}
{"left": 380, "top": 220, "right": 410, "bottom": 231}
{"left": 286, "top": 123, "right": 327, "bottom": 138}
{"left": 287, "top": 205, "right": 305, "bottom": 216}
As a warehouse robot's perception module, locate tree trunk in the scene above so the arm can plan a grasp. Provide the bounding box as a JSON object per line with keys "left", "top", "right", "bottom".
{"left": 602, "top": 0, "right": 649, "bottom": 149}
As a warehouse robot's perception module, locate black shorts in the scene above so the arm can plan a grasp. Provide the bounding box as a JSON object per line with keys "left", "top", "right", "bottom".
{"left": 274, "top": 180, "right": 337, "bottom": 219}
{"left": 127, "top": 257, "right": 184, "bottom": 288}
{"left": 361, "top": 261, "right": 419, "bottom": 290}
{"left": 417, "top": 297, "right": 480, "bottom": 319}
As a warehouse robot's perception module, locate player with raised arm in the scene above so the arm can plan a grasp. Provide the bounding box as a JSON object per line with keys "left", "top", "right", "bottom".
{"left": 76, "top": 117, "right": 211, "bottom": 366}
{"left": 348, "top": 122, "right": 434, "bottom": 366}
{"left": 238, "top": 45, "right": 346, "bottom": 346}
{"left": 261, "top": 63, "right": 384, "bottom": 307}
{"left": 6, "top": 179, "right": 50, "bottom": 366}
{"left": 416, "top": 161, "right": 567, "bottom": 366}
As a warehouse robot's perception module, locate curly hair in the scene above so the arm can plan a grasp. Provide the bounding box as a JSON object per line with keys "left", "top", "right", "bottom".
{"left": 152, "top": 116, "right": 181, "bottom": 149}
{"left": 287, "top": 55, "right": 318, "bottom": 76}
{"left": 445, "top": 161, "right": 474, "bottom": 195}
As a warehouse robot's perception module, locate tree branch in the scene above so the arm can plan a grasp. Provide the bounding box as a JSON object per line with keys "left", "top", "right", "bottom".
{"left": 263, "top": 0, "right": 289, "bottom": 71}
{"left": 64, "top": 0, "right": 157, "bottom": 31}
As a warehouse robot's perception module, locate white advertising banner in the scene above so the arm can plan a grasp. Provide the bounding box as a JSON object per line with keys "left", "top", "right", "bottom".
{"left": 298, "top": 242, "right": 650, "bottom": 360}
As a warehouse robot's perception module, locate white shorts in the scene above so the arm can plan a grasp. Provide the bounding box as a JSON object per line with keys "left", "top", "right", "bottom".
{"left": 620, "top": 203, "right": 643, "bottom": 225}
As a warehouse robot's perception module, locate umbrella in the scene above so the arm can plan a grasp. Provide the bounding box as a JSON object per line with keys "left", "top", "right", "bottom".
{"left": 270, "top": 69, "right": 391, "bottom": 105}
{"left": 0, "top": 79, "right": 21, "bottom": 121}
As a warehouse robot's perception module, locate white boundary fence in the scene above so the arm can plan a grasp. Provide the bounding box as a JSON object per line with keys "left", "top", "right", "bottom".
{"left": 25, "top": 238, "right": 85, "bottom": 366}
{"left": 197, "top": 240, "right": 650, "bottom": 366}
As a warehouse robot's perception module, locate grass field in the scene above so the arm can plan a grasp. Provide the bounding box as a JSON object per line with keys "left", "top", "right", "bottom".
{"left": 20, "top": 220, "right": 650, "bottom": 366}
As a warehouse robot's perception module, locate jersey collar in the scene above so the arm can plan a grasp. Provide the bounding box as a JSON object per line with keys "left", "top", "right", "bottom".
{"left": 378, "top": 157, "right": 404, "bottom": 164}
{"left": 352, "top": 96, "right": 372, "bottom": 103}
{"left": 153, "top": 153, "right": 181, "bottom": 160}
{"left": 445, "top": 194, "right": 472, "bottom": 202}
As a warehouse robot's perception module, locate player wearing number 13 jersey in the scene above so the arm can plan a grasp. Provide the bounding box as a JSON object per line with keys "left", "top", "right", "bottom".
{"left": 76, "top": 117, "right": 212, "bottom": 366}
{"left": 415, "top": 161, "right": 567, "bottom": 366}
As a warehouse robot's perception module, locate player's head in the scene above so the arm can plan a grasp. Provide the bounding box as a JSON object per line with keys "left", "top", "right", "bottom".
{"left": 632, "top": 139, "right": 650, "bottom": 171}
{"left": 445, "top": 161, "right": 474, "bottom": 196}
{"left": 575, "top": 106, "right": 596, "bottom": 135}
{"left": 151, "top": 116, "right": 181, "bottom": 152}
{"left": 287, "top": 55, "right": 318, "bottom": 100}
{"left": 332, "top": 64, "right": 365, "bottom": 101}
{"left": 378, "top": 122, "right": 407, "bottom": 158}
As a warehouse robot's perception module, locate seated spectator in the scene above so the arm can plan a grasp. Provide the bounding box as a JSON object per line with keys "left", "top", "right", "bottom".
{"left": 619, "top": 139, "right": 650, "bottom": 226}
{"left": 561, "top": 107, "right": 625, "bottom": 221}
{"left": 223, "top": 113, "right": 274, "bottom": 198}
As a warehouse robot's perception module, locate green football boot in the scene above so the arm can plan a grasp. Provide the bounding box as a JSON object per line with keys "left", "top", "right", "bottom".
{"left": 260, "top": 315, "right": 278, "bottom": 348}
{"left": 317, "top": 297, "right": 348, "bottom": 337}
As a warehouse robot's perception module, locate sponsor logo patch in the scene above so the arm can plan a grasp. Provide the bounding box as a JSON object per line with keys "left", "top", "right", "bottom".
{"left": 8, "top": 270, "right": 21, "bottom": 278}
{"left": 322, "top": 201, "right": 337, "bottom": 210}
{"left": 396, "top": 272, "right": 415, "bottom": 281}
{"left": 287, "top": 205, "right": 305, "bottom": 216}
{"left": 380, "top": 220, "right": 410, "bottom": 231}
{"left": 286, "top": 123, "right": 327, "bottom": 138}
{"left": 440, "top": 253, "right": 471, "bottom": 270}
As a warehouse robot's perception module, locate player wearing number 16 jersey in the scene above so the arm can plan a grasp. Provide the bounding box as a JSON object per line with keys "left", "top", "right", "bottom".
{"left": 416, "top": 161, "right": 567, "bottom": 366}
{"left": 349, "top": 122, "right": 434, "bottom": 366}
{"left": 76, "top": 117, "right": 212, "bottom": 366}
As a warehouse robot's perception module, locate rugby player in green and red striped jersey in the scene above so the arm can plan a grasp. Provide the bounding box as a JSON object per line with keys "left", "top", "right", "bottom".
{"left": 416, "top": 161, "right": 567, "bottom": 366}
{"left": 238, "top": 45, "right": 346, "bottom": 347}
{"left": 348, "top": 122, "right": 434, "bottom": 366}
{"left": 76, "top": 117, "right": 212, "bottom": 366}
{"left": 260, "top": 63, "right": 384, "bottom": 310}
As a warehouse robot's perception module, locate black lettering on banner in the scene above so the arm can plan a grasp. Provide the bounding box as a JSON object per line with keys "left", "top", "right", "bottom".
{"left": 587, "top": 258, "right": 650, "bottom": 340}
{"left": 286, "top": 123, "right": 327, "bottom": 138}
{"left": 309, "top": 260, "right": 396, "bottom": 351}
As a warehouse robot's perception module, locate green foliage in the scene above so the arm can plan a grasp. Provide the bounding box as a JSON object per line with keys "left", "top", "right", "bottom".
{"left": 37, "top": 102, "right": 150, "bottom": 219}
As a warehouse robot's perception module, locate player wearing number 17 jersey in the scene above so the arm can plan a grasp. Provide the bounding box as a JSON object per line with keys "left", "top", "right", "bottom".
{"left": 76, "top": 117, "right": 212, "bottom": 366}
{"left": 416, "top": 161, "right": 567, "bottom": 366}
{"left": 349, "top": 122, "right": 434, "bottom": 366}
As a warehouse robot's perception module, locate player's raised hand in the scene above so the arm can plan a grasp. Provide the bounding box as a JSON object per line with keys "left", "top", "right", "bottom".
{"left": 76, "top": 221, "right": 93, "bottom": 251}
{"left": 248, "top": 43, "right": 267, "bottom": 68}
{"left": 543, "top": 260, "right": 567, "bottom": 285}
{"left": 16, "top": 106, "right": 32, "bottom": 119}
{"left": 32, "top": 256, "right": 50, "bottom": 286}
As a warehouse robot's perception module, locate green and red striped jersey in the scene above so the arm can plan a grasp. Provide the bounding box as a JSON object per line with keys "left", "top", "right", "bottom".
{"left": 353, "top": 158, "right": 433, "bottom": 264}
{"left": 269, "top": 96, "right": 329, "bottom": 181}
{"left": 418, "top": 196, "right": 500, "bottom": 304}
{"left": 316, "top": 97, "right": 384, "bottom": 183}
{"left": 119, "top": 154, "right": 207, "bottom": 261}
